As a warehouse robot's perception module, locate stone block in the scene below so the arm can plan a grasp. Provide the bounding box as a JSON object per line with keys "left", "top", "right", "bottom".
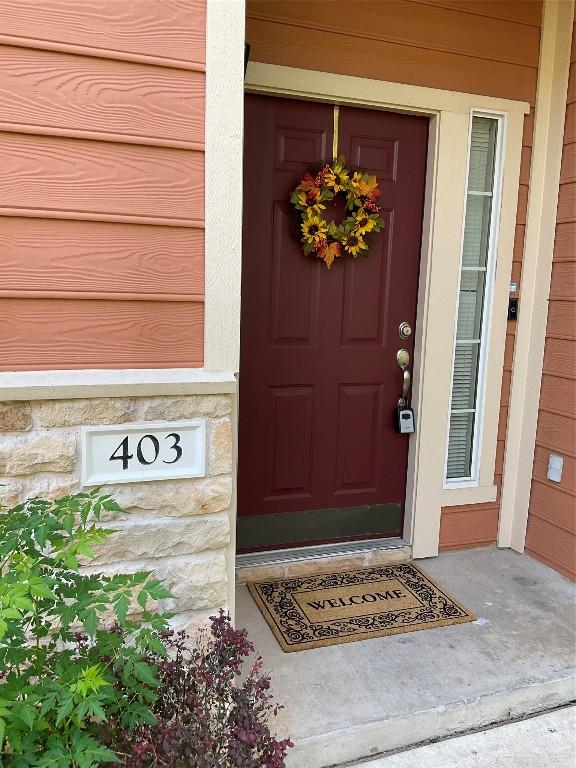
{"left": 363, "top": 546, "right": 412, "bottom": 567}
{"left": 209, "top": 418, "right": 233, "bottom": 475}
{"left": 138, "top": 395, "right": 231, "bottom": 421}
{"left": 0, "top": 402, "right": 32, "bottom": 432}
{"left": 0, "top": 481, "right": 24, "bottom": 510}
{"left": 283, "top": 554, "right": 368, "bottom": 579}
{"left": 159, "top": 552, "right": 228, "bottom": 612}
{"left": 82, "top": 552, "right": 228, "bottom": 616}
{"left": 0, "top": 433, "right": 77, "bottom": 476}
{"left": 80, "top": 560, "right": 159, "bottom": 617}
{"left": 90, "top": 514, "right": 230, "bottom": 565}
{"left": 102, "top": 475, "right": 232, "bottom": 520}
{"left": 1, "top": 478, "right": 80, "bottom": 511}
{"left": 236, "top": 563, "right": 288, "bottom": 584}
{"left": 168, "top": 609, "right": 215, "bottom": 637}
{"left": 24, "top": 477, "right": 80, "bottom": 502}
{"left": 35, "top": 398, "right": 134, "bottom": 427}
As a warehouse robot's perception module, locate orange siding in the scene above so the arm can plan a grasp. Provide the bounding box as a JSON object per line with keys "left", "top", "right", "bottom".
{"left": 439, "top": 503, "right": 500, "bottom": 551}
{"left": 413, "top": 1, "right": 543, "bottom": 26}
{"left": 0, "top": 1, "right": 205, "bottom": 370}
{"left": 0, "top": 218, "right": 204, "bottom": 300}
{"left": 0, "top": 0, "right": 205, "bottom": 66}
{"left": 246, "top": 0, "right": 542, "bottom": 550}
{"left": 525, "top": 22, "right": 576, "bottom": 581}
{"left": 0, "top": 46, "right": 204, "bottom": 146}
{"left": 246, "top": 1, "right": 539, "bottom": 100}
{"left": 0, "top": 299, "right": 203, "bottom": 370}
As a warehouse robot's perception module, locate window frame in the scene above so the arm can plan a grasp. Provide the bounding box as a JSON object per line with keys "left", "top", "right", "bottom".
{"left": 444, "top": 110, "right": 506, "bottom": 488}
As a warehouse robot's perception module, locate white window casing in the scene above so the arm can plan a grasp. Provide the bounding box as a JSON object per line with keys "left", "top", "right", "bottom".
{"left": 445, "top": 113, "right": 504, "bottom": 486}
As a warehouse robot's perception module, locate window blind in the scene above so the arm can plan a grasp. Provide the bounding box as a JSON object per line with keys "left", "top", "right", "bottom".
{"left": 446, "top": 116, "right": 498, "bottom": 481}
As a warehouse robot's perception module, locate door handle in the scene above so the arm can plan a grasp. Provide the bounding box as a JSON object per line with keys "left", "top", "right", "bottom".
{"left": 400, "top": 370, "right": 411, "bottom": 405}
{"left": 396, "top": 349, "right": 411, "bottom": 406}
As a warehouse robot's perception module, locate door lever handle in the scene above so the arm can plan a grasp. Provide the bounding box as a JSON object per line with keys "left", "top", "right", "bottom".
{"left": 400, "top": 369, "right": 411, "bottom": 405}
{"left": 396, "top": 349, "right": 411, "bottom": 406}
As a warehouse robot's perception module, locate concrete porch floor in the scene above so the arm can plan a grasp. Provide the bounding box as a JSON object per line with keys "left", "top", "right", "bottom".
{"left": 235, "top": 547, "right": 576, "bottom": 768}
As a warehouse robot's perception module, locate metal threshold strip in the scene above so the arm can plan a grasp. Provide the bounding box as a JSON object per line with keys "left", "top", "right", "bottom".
{"left": 236, "top": 536, "right": 410, "bottom": 570}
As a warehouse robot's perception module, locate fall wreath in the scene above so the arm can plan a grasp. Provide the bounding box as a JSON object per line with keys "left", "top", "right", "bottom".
{"left": 290, "top": 156, "right": 385, "bottom": 268}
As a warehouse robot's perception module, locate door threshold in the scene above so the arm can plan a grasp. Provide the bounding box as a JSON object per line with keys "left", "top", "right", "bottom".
{"left": 236, "top": 537, "right": 411, "bottom": 584}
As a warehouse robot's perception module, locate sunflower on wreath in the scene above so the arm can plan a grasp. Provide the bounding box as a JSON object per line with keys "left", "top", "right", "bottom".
{"left": 290, "top": 156, "right": 385, "bottom": 268}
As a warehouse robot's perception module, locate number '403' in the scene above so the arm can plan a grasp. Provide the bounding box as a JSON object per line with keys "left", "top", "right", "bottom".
{"left": 110, "top": 433, "right": 183, "bottom": 470}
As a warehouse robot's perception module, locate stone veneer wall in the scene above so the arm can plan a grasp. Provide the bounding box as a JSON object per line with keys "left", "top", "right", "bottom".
{"left": 0, "top": 394, "right": 234, "bottom": 632}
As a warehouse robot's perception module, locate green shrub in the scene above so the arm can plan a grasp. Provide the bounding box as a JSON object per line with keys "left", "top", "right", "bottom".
{"left": 0, "top": 490, "right": 171, "bottom": 767}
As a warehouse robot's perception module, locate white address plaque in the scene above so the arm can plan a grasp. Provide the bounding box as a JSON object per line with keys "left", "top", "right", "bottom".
{"left": 81, "top": 421, "right": 206, "bottom": 486}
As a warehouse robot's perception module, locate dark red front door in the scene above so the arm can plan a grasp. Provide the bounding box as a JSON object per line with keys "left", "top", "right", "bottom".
{"left": 238, "top": 94, "right": 428, "bottom": 552}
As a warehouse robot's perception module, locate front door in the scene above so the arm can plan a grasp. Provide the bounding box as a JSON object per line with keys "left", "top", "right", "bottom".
{"left": 238, "top": 94, "right": 428, "bottom": 552}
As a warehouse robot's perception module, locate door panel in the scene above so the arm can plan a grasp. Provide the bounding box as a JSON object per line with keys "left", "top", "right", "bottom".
{"left": 340, "top": 214, "right": 392, "bottom": 346}
{"left": 238, "top": 94, "right": 428, "bottom": 551}
{"left": 265, "top": 385, "right": 314, "bottom": 500}
{"left": 269, "top": 203, "right": 321, "bottom": 347}
{"left": 334, "top": 383, "right": 384, "bottom": 494}
{"left": 349, "top": 136, "right": 398, "bottom": 179}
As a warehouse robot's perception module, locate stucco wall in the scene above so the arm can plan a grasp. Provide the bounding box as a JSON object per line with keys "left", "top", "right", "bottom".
{"left": 525, "top": 21, "right": 576, "bottom": 581}
{"left": 0, "top": 0, "right": 206, "bottom": 370}
{"left": 245, "top": 0, "right": 543, "bottom": 550}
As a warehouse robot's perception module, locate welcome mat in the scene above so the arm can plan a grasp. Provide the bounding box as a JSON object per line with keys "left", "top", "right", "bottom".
{"left": 248, "top": 563, "right": 475, "bottom": 652}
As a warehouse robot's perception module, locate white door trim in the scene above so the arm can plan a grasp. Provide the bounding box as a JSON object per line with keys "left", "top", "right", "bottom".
{"left": 237, "top": 64, "right": 526, "bottom": 557}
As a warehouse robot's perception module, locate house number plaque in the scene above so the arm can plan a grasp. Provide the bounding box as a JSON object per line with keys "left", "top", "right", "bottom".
{"left": 81, "top": 421, "right": 206, "bottom": 486}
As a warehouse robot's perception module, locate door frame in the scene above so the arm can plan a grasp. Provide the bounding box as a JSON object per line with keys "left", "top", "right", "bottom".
{"left": 204, "top": 0, "right": 528, "bottom": 559}
{"left": 238, "top": 97, "right": 429, "bottom": 550}
{"left": 238, "top": 64, "right": 528, "bottom": 557}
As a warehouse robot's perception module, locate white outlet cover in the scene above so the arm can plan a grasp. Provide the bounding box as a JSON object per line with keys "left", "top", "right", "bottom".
{"left": 547, "top": 453, "right": 564, "bottom": 483}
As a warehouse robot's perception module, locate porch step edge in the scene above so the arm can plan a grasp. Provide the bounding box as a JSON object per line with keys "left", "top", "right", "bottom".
{"left": 285, "top": 674, "right": 576, "bottom": 768}
{"left": 236, "top": 538, "right": 411, "bottom": 583}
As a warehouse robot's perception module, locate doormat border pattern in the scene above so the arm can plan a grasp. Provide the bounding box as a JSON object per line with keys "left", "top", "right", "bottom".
{"left": 248, "top": 562, "right": 475, "bottom": 652}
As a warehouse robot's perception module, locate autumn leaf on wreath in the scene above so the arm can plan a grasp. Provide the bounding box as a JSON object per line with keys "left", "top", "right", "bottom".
{"left": 296, "top": 173, "right": 317, "bottom": 193}
{"left": 323, "top": 241, "right": 341, "bottom": 269}
{"left": 357, "top": 175, "right": 381, "bottom": 200}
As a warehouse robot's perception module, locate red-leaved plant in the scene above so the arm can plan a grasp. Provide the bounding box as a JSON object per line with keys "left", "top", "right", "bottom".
{"left": 100, "top": 611, "right": 293, "bottom": 767}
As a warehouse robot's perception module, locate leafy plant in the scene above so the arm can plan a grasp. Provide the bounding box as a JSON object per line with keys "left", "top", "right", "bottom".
{"left": 0, "top": 490, "right": 171, "bottom": 767}
{"left": 0, "top": 492, "right": 292, "bottom": 768}
{"left": 100, "top": 611, "right": 293, "bottom": 768}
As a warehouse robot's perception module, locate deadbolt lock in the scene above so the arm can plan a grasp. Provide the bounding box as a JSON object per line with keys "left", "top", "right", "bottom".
{"left": 399, "top": 321, "right": 412, "bottom": 340}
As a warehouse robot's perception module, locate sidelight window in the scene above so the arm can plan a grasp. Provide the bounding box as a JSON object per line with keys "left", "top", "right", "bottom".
{"left": 446, "top": 114, "right": 502, "bottom": 483}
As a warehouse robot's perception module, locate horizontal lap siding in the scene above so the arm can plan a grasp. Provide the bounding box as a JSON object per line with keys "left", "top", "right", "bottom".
{"left": 0, "top": 1, "right": 205, "bottom": 370}
{"left": 246, "top": 0, "right": 540, "bottom": 100}
{"left": 439, "top": 504, "right": 500, "bottom": 551}
{"left": 0, "top": 299, "right": 203, "bottom": 370}
{"left": 0, "top": 46, "right": 204, "bottom": 146}
{"left": 246, "top": 0, "right": 542, "bottom": 550}
{"left": 0, "top": 135, "right": 204, "bottom": 223}
{"left": 0, "top": 0, "right": 205, "bottom": 67}
{"left": 413, "top": 1, "right": 543, "bottom": 26}
{"left": 0, "top": 219, "right": 204, "bottom": 300}
{"left": 526, "top": 23, "right": 576, "bottom": 581}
